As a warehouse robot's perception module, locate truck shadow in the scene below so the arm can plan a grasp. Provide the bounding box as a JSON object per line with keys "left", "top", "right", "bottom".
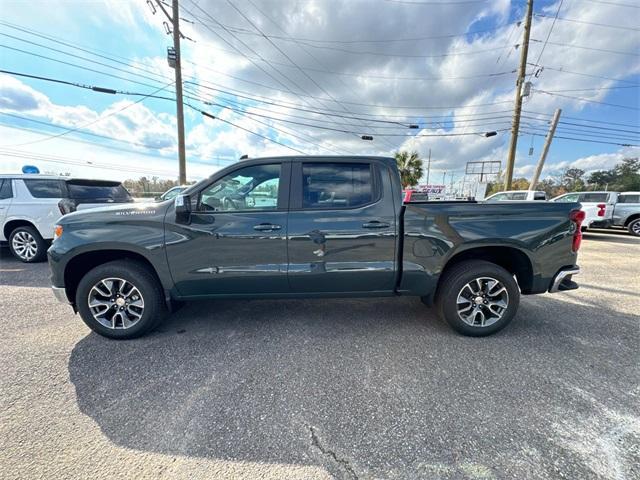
{"left": 68, "top": 295, "right": 638, "bottom": 477}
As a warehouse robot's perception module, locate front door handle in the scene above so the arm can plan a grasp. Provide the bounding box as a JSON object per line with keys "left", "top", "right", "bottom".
{"left": 253, "top": 223, "right": 282, "bottom": 231}
{"left": 362, "top": 221, "right": 390, "bottom": 229}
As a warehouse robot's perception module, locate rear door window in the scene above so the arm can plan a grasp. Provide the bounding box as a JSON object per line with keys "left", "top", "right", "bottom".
{"left": 66, "top": 181, "right": 132, "bottom": 202}
{"left": 555, "top": 193, "right": 579, "bottom": 202}
{"left": 302, "top": 163, "right": 374, "bottom": 209}
{"left": 579, "top": 193, "right": 610, "bottom": 203}
{"left": 510, "top": 192, "right": 527, "bottom": 200}
{"left": 618, "top": 194, "right": 640, "bottom": 203}
{"left": 486, "top": 193, "right": 507, "bottom": 202}
{"left": 0, "top": 179, "right": 13, "bottom": 200}
{"left": 23, "top": 179, "right": 65, "bottom": 198}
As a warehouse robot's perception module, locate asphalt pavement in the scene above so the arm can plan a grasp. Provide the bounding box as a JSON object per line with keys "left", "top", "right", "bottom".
{"left": 1, "top": 228, "right": 638, "bottom": 479}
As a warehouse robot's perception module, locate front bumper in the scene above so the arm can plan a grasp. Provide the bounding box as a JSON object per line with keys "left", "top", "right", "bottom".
{"left": 548, "top": 266, "right": 580, "bottom": 293}
{"left": 52, "top": 286, "right": 71, "bottom": 304}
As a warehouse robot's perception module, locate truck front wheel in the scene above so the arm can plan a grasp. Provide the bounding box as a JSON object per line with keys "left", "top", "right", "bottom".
{"left": 75, "top": 260, "right": 167, "bottom": 339}
{"left": 435, "top": 260, "right": 520, "bottom": 337}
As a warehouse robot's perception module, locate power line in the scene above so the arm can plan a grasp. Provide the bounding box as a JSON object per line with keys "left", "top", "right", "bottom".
{"left": 582, "top": 0, "right": 640, "bottom": 7}
{"left": 528, "top": 65, "right": 640, "bottom": 86}
{"left": 1, "top": 81, "right": 175, "bottom": 148}
{"left": 532, "top": 89, "right": 640, "bottom": 110}
{"left": 240, "top": 0, "right": 399, "bottom": 150}
{"left": 0, "top": 148, "right": 181, "bottom": 177}
{"left": 196, "top": 108, "right": 307, "bottom": 154}
{"left": 541, "top": 85, "right": 639, "bottom": 93}
{"left": 529, "top": 0, "right": 563, "bottom": 72}
{"left": 533, "top": 13, "right": 640, "bottom": 31}
{"left": 530, "top": 39, "right": 640, "bottom": 57}
{"left": 524, "top": 110, "right": 640, "bottom": 129}
{"left": 383, "top": 0, "right": 490, "bottom": 5}
{"left": 193, "top": 16, "right": 521, "bottom": 44}
{"left": 521, "top": 131, "right": 638, "bottom": 147}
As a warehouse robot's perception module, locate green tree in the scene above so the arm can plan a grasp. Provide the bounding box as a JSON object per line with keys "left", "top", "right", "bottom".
{"left": 394, "top": 151, "right": 423, "bottom": 188}
{"left": 587, "top": 157, "right": 640, "bottom": 191}
{"left": 561, "top": 168, "right": 585, "bottom": 192}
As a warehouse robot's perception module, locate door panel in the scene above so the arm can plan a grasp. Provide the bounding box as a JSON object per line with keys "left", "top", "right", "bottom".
{"left": 165, "top": 162, "right": 290, "bottom": 296}
{"left": 287, "top": 161, "right": 397, "bottom": 293}
{"left": 0, "top": 179, "right": 13, "bottom": 239}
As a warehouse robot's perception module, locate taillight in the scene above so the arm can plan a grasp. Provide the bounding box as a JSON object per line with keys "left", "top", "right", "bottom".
{"left": 570, "top": 209, "right": 586, "bottom": 252}
{"left": 597, "top": 203, "right": 606, "bottom": 217}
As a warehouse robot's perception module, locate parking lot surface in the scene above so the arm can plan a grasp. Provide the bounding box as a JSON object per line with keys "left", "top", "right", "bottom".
{"left": 1, "top": 229, "right": 639, "bottom": 480}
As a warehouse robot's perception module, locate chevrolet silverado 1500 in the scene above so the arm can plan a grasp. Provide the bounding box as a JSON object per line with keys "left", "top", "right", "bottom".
{"left": 49, "top": 156, "right": 583, "bottom": 339}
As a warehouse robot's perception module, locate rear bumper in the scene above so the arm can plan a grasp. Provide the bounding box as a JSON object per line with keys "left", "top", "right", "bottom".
{"left": 52, "top": 286, "right": 71, "bottom": 304}
{"left": 588, "top": 220, "right": 612, "bottom": 229}
{"left": 548, "top": 266, "right": 580, "bottom": 293}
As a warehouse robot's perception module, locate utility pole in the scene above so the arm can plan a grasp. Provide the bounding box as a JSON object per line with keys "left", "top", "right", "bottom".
{"left": 156, "top": 0, "right": 187, "bottom": 184}
{"left": 504, "top": 0, "right": 534, "bottom": 191}
{"left": 529, "top": 108, "right": 561, "bottom": 190}
{"left": 425, "top": 148, "right": 431, "bottom": 186}
{"left": 172, "top": 0, "right": 186, "bottom": 185}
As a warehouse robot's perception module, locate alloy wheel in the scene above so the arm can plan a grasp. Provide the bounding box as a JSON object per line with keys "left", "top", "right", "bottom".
{"left": 11, "top": 230, "right": 38, "bottom": 261}
{"left": 87, "top": 278, "right": 145, "bottom": 329}
{"left": 456, "top": 277, "right": 509, "bottom": 327}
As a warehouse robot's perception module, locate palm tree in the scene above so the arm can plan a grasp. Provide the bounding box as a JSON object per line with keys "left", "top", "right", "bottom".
{"left": 395, "top": 151, "right": 424, "bottom": 188}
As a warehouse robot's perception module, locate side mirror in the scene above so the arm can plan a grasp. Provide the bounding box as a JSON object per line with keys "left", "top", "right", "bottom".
{"left": 175, "top": 194, "right": 192, "bottom": 223}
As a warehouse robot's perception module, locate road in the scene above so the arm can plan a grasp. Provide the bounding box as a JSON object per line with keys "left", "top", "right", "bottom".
{"left": 1, "top": 229, "right": 639, "bottom": 480}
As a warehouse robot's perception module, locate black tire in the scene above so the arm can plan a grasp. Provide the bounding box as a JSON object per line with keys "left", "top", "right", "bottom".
{"left": 627, "top": 218, "right": 640, "bottom": 237}
{"left": 75, "top": 260, "right": 167, "bottom": 339}
{"left": 8, "top": 225, "right": 48, "bottom": 263}
{"left": 435, "top": 260, "right": 520, "bottom": 337}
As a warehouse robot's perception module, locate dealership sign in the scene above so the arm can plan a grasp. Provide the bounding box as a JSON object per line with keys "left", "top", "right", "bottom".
{"left": 416, "top": 184, "right": 446, "bottom": 194}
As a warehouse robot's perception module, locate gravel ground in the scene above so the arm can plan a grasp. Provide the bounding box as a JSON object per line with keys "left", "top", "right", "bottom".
{"left": 1, "top": 228, "right": 638, "bottom": 480}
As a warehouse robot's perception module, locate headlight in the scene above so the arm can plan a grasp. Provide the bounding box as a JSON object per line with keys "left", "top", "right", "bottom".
{"left": 53, "top": 224, "right": 63, "bottom": 240}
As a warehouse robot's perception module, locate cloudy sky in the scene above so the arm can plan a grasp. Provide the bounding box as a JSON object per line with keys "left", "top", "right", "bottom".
{"left": 0, "top": 0, "right": 638, "bottom": 191}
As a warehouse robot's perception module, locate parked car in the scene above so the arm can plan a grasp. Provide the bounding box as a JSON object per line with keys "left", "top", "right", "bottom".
{"left": 550, "top": 191, "right": 614, "bottom": 230}
{"left": 484, "top": 190, "right": 547, "bottom": 202}
{"left": 49, "top": 156, "right": 583, "bottom": 339}
{"left": 610, "top": 192, "right": 640, "bottom": 236}
{"left": 158, "top": 185, "right": 187, "bottom": 201}
{"left": 0, "top": 175, "right": 133, "bottom": 262}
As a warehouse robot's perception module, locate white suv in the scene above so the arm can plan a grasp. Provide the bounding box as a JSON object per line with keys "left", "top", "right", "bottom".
{"left": 0, "top": 175, "right": 133, "bottom": 262}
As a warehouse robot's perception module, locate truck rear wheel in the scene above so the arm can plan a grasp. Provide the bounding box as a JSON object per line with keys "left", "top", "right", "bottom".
{"left": 435, "top": 260, "right": 520, "bottom": 337}
{"left": 75, "top": 260, "right": 167, "bottom": 339}
{"left": 628, "top": 218, "right": 640, "bottom": 237}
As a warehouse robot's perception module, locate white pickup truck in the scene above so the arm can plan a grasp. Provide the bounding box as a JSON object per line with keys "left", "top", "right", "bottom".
{"left": 0, "top": 175, "right": 134, "bottom": 262}
{"left": 551, "top": 191, "right": 615, "bottom": 231}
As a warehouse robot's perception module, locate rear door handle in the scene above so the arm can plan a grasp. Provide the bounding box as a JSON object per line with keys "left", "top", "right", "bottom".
{"left": 253, "top": 223, "right": 282, "bottom": 231}
{"left": 362, "top": 221, "right": 390, "bottom": 229}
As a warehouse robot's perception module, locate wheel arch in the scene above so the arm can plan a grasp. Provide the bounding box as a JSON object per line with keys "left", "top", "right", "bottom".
{"left": 4, "top": 219, "right": 39, "bottom": 239}
{"left": 64, "top": 249, "right": 166, "bottom": 307}
{"left": 441, "top": 245, "right": 535, "bottom": 293}
{"left": 624, "top": 213, "right": 640, "bottom": 227}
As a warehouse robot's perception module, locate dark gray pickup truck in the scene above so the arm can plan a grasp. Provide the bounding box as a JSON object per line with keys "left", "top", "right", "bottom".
{"left": 49, "top": 156, "right": 584, "bottom": 339}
